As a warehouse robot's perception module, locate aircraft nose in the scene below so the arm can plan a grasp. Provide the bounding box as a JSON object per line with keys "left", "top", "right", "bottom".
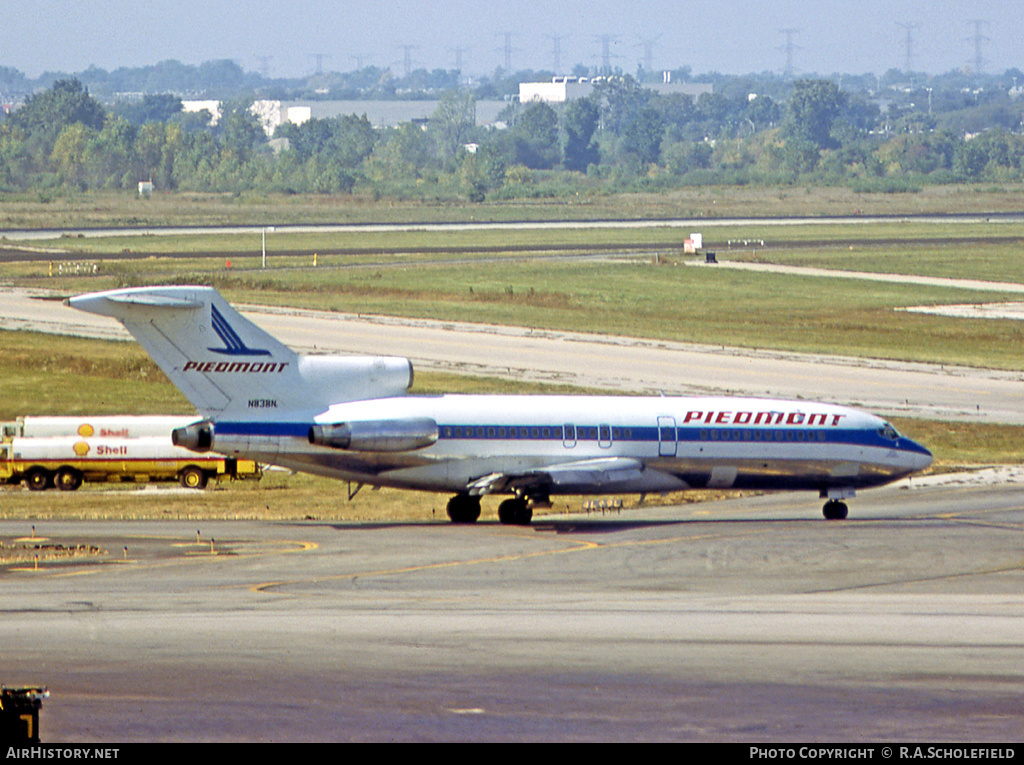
{"left": 902, "top": 438, "right": 933, "bottom": 472}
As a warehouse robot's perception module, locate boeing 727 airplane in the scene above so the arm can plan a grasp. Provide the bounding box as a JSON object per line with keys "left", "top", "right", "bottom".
{"left": 68, "top": 285, "right": 932, "bottom": 524}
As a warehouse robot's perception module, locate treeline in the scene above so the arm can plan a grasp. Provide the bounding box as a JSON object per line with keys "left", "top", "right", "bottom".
{"left": 5, "top": 76, "right": 1024, "bottom": 201}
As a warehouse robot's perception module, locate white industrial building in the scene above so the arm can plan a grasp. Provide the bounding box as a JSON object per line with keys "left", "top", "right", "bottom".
{"left": 249, "top": 100, "right": 508, "bottom": 136}
{"left": 519, "top": 75, "right": 712, "bottom": 104}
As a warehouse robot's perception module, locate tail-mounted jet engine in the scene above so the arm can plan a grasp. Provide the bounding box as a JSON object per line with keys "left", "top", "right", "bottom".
{"left": 309, "top": 418, "right": 438, "bottom": 453}
{"left": 172, "top": 420, "right": 214, "bottom": 452}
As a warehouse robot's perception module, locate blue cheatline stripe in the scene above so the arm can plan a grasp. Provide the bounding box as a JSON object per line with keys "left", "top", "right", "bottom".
{"left": 216, "top": 421, "right": 310, "bottom": 438}
{"left": 212, "top": 420, "right": 927, "bottom": 454}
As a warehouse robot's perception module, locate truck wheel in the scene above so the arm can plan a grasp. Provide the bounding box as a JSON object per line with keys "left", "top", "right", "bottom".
{"left": 25, "top": 468, "right": 51, "bottom": 491}
{"left": 55, "top": 467, "right": 83, "bottom": 491}
{"left": 179, "top": 466, "right": 208, "bottom": 489}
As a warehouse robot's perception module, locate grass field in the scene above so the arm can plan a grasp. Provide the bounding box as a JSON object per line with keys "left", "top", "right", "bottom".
{"left": 2, "top": 184, "right": 1024, "bottom": 228}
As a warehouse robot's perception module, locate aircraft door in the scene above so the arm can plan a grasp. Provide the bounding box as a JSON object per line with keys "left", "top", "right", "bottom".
{"left": 562, "top": 423, "right": 577, "bottom": 448}
{"left": 657, "top": 416, "right": 677, "bottom": 457}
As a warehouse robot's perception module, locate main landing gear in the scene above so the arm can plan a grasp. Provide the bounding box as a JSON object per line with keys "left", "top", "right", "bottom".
{"left": 497, "top": 497, "right": 533, "bottom": 526}
{"left": 822, "top": 499, "right": 849, "bottom": 520}
{"left": 444, "top": 494, "right": 536, "bottom": 525}
{"left": 446, "top": 494, "right": 481, "bottom": 524}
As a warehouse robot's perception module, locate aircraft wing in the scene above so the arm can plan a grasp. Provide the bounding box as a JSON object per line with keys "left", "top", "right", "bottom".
{"left": 467, "top": 457, "right": 683, "bottom": 497}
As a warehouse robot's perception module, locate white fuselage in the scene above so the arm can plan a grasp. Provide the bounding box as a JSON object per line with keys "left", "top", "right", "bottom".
{"left": 207, "top": 394, "right": 932, "bottom": 497}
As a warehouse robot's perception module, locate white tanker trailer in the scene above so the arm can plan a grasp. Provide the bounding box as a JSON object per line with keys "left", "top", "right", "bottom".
{"left": 2, "top": 415, "right": 197, "bottom": 441}
{"left": 0, "top": 421, "right": 261, "bottom": 491}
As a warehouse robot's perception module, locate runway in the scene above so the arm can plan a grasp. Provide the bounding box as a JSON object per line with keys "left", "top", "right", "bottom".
{"left": 2, "top": 287, "right": 1023, "bottom": 424}
{"left": 1, "top": 479, "right": 1022, "bottom": 742}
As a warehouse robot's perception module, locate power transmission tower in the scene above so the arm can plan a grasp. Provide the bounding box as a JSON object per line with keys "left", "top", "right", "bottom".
{"left": 778, "top": 28, "right": 800, "bottom": 78}
{"left": 498, "top": 32, "right": 518, "bottom": 73}
{"left": 637, "top": 35, "right": 660, "bottom": 74}
{"left": 546, "top": 34, "right": 568, "bottom": 73}
{"left": 399, "top": 45, "right": 419, "bottom": 77}
{"left": 450, "top": 46, "right": 468, "bottom": 71}
{"left": 310, "top": 53, "right": 330, "bottom": 76}
{"left": 967, "top": 19, "right": 989, "bottom": 73}
{"left": 594, "top": 34, "right": 621, "bottom": 74}
{"left": 896, "top": 22, "right": 919, "bottom": 72}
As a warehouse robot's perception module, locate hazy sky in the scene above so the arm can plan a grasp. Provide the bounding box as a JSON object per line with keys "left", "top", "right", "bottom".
{"left": 6, "top": 0, "right": 1024, "bottom": 79}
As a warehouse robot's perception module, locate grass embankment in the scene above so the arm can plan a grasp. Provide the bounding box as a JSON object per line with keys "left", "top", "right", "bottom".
{"left": 3, "top": 184, "right": 1024, "bottom": 229}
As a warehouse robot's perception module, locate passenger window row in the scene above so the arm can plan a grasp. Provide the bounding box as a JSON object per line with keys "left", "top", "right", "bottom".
{"left": 700, "top": 429, "right": 827, "bottom": 442}
{"left": 441, "top": 425, "right": 634, "bottom": 440}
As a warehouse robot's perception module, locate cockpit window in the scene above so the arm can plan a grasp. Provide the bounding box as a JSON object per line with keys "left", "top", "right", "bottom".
{"left": 878, "top": 422, "right": 900, "bottom": 441}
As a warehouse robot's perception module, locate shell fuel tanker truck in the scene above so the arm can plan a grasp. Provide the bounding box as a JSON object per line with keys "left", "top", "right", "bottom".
{"left": 0, "top": 416, "right": 261, "bottom": 491}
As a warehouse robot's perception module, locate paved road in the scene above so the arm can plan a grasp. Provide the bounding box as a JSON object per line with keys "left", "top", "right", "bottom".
{"left": 2, "top": 287, "right": 1023, "bottom": 424}
{"left": 2, "top": 479, "right": 1022, "bottom": 742}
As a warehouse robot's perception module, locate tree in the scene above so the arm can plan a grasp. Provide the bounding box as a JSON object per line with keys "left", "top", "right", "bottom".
{"left": 620, "top": 105, "right": 664, "bottom": 164}
{"left": 10, "top": 79, "right": 105, "bottom": 158}
{"left": 217, "top": 99, "right": 265, "bottom": 163}
{"left": 84, "top": 116, "right": 137, "bottom": 188}
{"left": 282, "top": 115, "right": 377, "bottom": 167}
{"left": 594, "top": 75, "right": 653, "bottom": 134}
{"left": 563, "top": 97, "right": 600, "bottom": 171}
{"left": 371, "top": 122, "right": 431, "bottom": 178}
{"left": 50, "top": 123, "right": 94, "bottom": 188}
{"left": 511, "top": 100, "right": 560, "bottom": 169}
{"left": 114, "top": 94, "right": 183, "bottom": 126}
{"left": 431, "top": 89, "right": 476, "bottom": 162}
{"left": 784, "top": 79, "right": 848, "bottom": 150}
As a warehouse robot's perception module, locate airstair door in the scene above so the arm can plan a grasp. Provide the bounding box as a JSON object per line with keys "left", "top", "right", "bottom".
{"left": 657, "top": 416, "right": 677, "bottom": 457}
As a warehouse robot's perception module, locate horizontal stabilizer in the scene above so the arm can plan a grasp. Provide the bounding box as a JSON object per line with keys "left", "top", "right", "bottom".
{"left": 97, "top": 292, "right": 202, "bottom": 309}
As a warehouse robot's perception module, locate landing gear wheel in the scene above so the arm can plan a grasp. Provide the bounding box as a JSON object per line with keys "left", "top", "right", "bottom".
{"left": 55, "top": 467, "right": 83, "bottom": 492}
{"left": 25, "top": 468, "right": 51, "bottom": 492}
{"left": 446, "top": 494, "right": 481, "bottom": 524}
{"left": 498, "top": 498, "right": 533, "bottom": 526}
{"left": 179, "top": 466, "right": 208, "bottom": 490}
{"left": 823, "top": 500, "right": 849, "bottom": 520}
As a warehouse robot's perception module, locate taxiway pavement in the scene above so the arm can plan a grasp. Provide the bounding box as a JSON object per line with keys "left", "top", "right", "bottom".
{"left": 1, "top": 480, "right": 1022, "bottom": 742}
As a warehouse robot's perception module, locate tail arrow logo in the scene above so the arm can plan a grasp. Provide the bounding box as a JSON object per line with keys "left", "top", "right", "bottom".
{"left": 208, "top": 304, "right": 271, "bottom": 356}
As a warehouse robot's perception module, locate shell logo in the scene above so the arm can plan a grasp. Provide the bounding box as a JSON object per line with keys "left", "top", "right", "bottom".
{"left": 78, "top": 424, "right": 95, "bottom": 437}
{"left": 73, "top": 440, "right": 90, "bottom": 457}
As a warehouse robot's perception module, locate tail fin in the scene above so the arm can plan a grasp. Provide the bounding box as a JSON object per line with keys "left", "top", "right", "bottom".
{"left": 68, "top": 286, "right": 413, "bottom": 418}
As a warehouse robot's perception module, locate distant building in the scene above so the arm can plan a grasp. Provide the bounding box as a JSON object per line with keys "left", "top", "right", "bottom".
{"left": 249, "top": 100, "right": 508, "bottom": 135}
{"left": 181, "top": 100, "right": 222, "bottom": 125}
{"left": 519, "top": 75, "right": 712, "bottom": 104}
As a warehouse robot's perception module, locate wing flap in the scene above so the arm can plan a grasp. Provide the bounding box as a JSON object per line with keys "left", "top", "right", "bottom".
{"left": 466, "top": 457, "right": 686, "bottom": 497}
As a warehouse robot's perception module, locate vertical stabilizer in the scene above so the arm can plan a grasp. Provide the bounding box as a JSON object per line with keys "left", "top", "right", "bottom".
{"left": 68, "top": 286, "right": 413, "bottom": 418}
